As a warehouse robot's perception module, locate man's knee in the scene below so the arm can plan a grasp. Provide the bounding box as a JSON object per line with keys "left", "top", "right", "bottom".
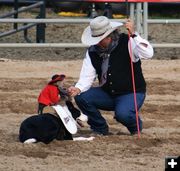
{"left": 115, "top": 110, "right": 139, "bottom": 126}
{"left": 114, "top": 109, "right": 130, "bottom": 124}
{"left": 115, "top": 110, "right": 143, "bottom": 134}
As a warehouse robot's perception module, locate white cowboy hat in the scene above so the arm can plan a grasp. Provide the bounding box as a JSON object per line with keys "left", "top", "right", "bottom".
{"left": 81, "top": 16, "right": 123, "bottom": 46}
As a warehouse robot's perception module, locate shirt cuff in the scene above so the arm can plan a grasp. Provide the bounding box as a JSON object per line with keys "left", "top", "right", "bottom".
{"left": 75, "top": 84, "right": 84, "bottom": 94}
{"left": 133, "top": 33, "right": 149, "bottom": 46}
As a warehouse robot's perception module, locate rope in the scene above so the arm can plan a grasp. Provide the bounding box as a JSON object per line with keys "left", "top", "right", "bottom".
{"left": 126, "top": 0, "right": 141, "bottom": 138}
{"left": 128, "top": 32, "right": 141, "bottom": 138}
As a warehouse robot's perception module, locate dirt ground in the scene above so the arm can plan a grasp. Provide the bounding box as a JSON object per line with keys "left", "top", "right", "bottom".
{"left": 0, "top": 7, "right": 180, "bottom": 171}
{"left": 0, "top": 59, "right": 180, "bottom": 171}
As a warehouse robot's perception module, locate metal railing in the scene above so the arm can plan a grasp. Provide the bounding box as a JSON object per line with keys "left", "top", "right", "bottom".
{"left": 0, "top": 18, "right": 179, "bottom": 48}
{"left": 0, "top": 2, "right": 179, "bottom": 48}
{"left": 0, "top": 0, "right": 46, "bottom": 43}
{"left": 0, "top": 43, "right": 179, "bottom": 48}
{"left": 0, "top": 18, "right": 179, "bottom": 24}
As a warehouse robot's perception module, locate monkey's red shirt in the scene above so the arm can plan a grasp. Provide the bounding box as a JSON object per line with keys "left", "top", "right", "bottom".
{"left": 38, "top": 85, "right": 60, "bottom": 106}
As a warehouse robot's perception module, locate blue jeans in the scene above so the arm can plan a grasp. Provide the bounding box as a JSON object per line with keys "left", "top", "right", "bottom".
{"left": 75, "top": 87, "right": 145, "bottom": 135}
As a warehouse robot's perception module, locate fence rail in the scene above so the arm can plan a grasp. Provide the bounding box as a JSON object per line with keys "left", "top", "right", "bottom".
{"left": 0, "top": 0, "right": 46, "bottom": 42}
{"left": 0, "top": 23, "right": 36, "bottom": 37}
{"left": 0, "top": 43, "right": 179, "bottom": 48}
{"left": 0, "top": 18, "right": 179, "bottom": 48}
{"left": 0, "top": 2, "right": 179, "bottom": 48}
{"left": 0, "top": 2, "right": 44, "bottom": 18}
{"left": 0, "top": 18, "right": 180, "bottom": 24}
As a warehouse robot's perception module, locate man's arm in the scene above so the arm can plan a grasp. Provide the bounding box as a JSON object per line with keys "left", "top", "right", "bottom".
{"left": 68, "top": 51, "right": 96, "bottom": 97}
{"left": 129, "top": 34, "right": 154, "bottom": 61}
{"left": 125, "top": 19, "right": 154, "bottom": 62}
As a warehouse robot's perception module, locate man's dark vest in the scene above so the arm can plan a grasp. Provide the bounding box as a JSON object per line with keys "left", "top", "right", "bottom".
{"left": 88, "top": 33, "right": 146, "bottom": 96}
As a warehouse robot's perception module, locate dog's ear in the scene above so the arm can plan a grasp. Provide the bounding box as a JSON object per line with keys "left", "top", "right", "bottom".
{"left": 65, "top": 100, "right": 81, "bottom": 119}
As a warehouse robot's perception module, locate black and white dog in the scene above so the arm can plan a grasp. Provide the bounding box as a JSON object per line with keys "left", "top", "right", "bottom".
{"left": 19, "top": 101, "right": 82, "bottom": 144}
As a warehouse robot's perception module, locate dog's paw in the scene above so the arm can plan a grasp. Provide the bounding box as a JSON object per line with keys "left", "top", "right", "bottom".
{"left": 77, "top": 113, "right": 88, "bottom": 122}
{"left": 23, "top": 138, "right": 37, "bottom": 144}
{"left": 76, "top": 119, "right": 85, "bottom": 128}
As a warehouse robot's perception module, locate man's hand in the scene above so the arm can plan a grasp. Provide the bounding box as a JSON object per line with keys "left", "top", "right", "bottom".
{"left": 68, "top": 86, "right": 81, "bottom": 97}
{"left": 125, "top": 19, "right": 135, "bottom": 36}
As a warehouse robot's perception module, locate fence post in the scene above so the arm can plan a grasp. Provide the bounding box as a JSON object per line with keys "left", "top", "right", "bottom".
{"left": 36, "top": 0, "right": 46, "bottom": 43}
{"left": 14, "top": 0, "right": 19, "bottom": 30}
{"left": 143, "top": 2, "right": 148, "bottom": 40}
{"left": 23, "top": 23, "right": 32, "bottom": 43}
{"left": 136, "top": 3, "right": 143, "bottom": 36}
{"left": 130, "top": 3, "right": 135, "bottom": 21}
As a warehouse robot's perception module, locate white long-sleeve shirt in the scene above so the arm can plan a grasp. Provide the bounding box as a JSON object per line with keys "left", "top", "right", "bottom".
{"left": 75, "top": 34, "right": 154, "bottom": 93}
